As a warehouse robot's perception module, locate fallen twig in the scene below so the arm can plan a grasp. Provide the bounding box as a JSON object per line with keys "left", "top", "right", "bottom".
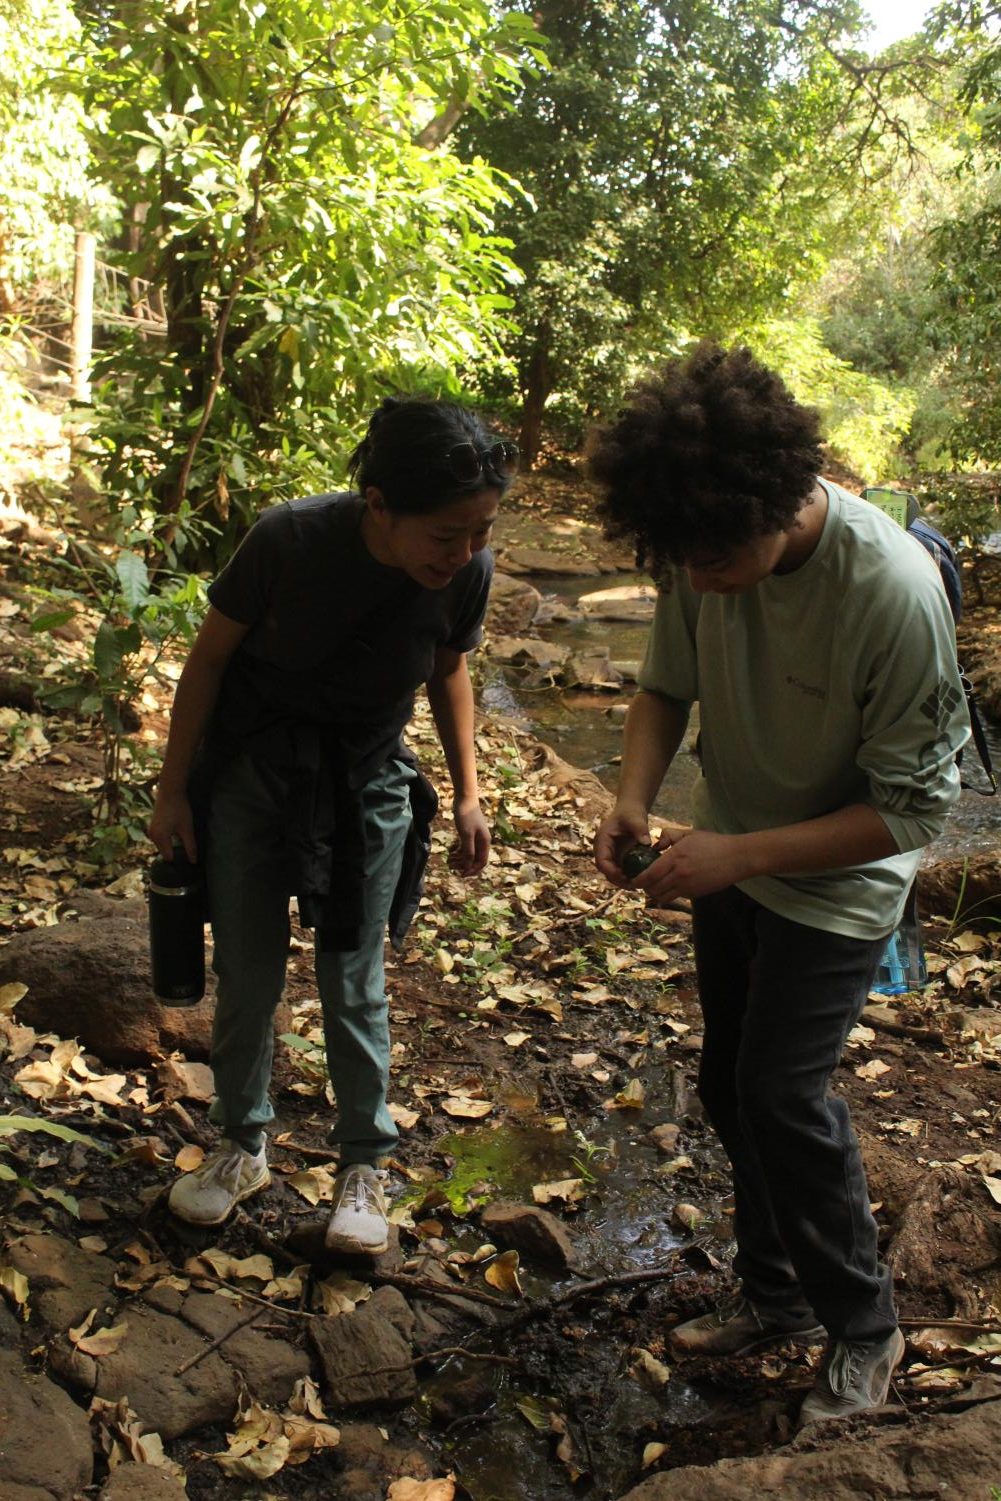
{"left": 860, "top": 1007, "right": 946, "bottom": 1047}
{"left": 370, "top": 1269, "right": 514, "bottom": 1310}
{"left": 173, "top": 1306, "right": 264, "bottom": 1375}
{"left": 366, "top": 1344, "right": 520, "bottom": 1378}
{"left": 270, "top": 1139, "right": 340, "bottom": 1163}
{"left": 898, "top": 1316, "right": 1001, "bottom": 1333}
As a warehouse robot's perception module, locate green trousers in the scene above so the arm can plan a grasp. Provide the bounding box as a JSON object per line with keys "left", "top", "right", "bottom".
{"left": 205, "top": 752, "right": 414, "bottom": 1162}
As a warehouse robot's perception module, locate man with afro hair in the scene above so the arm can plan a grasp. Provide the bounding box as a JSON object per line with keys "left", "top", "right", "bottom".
{"left": 589, "top": 343, "right": 969, "bottom": 1426}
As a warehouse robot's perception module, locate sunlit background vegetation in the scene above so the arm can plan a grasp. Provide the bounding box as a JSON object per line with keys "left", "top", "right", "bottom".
{"left": 2, "top": 0, "right": 1001, "bottom": 560}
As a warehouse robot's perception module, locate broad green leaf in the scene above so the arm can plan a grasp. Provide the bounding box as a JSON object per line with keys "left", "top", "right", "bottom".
{"left": 115, "top": 551, "right": 150, "bottom": 612}
{"left": 0, "top": 1115, "right": 110, "bottom": 1151}
{"left": 40, "top": 1187, "right": 80, "bottom": 1217}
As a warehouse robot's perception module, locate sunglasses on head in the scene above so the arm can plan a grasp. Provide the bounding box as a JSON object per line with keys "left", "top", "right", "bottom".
{"left": 444, "top": 439, "right": 519, "bottom": 483}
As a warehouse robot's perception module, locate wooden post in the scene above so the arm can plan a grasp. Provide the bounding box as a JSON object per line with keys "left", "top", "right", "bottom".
{"left": 70, "top": 230, "right": 96, "bottom": 402}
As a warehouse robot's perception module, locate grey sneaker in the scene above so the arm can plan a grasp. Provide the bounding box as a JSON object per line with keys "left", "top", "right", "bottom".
{"left": 669, "top": 1294, "right": 825, "bottom": 1357}
{"left": 325, "top": 1164, "right": 389, "bottom": 1255}
{"left": 168, "top": 1139, "right": 270, "bottom": 1225}
{"left": 798, "top": 1328, "right": 905, "bottom": 1426}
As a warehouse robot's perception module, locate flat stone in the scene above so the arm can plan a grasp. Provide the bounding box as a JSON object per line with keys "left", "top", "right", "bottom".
{"left": 534, "top": 598, "right": 583, "bottom": 625}
{"left": 499, "top": 546, "right": 602, "bottom": 577}
{"left": 310, "top": 1294, "right": 417, "bottom": 1409}
{"left": 173, "top": 1289, "right": 310, "bottom": 1407}
{"left": 486, "top": 635, "right": 569, "bottom": 671}
{"left": 563, "top": 650, "right": 623, "bottom": 690}
{"left": 402, "top": 1252, "right": 500, "bottom": 1355}
{"left": 0, "top": 1347, "right": 93, "bottom": 1499}
{"left": 99, "top": 1463, "right": 188, "bottom": 1500}
{"left": 6, "top": 1232, "right": 117, "bottom": 1331}
{"left": 578, "top": 583, "right": 657, "bottom": 621}
{"left": 479, "top": 1202, "right": 579, "bottom": 1272}
{"left": 90, "top": 1304, "right": 238, "bottom": 1439}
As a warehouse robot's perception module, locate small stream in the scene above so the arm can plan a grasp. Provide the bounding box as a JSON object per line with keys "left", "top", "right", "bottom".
{"left": 413, "top": 1067, "right": 725, "bottom": 1501}
{"left": 482, "top": 572, "right": 1001, "bottom": 856}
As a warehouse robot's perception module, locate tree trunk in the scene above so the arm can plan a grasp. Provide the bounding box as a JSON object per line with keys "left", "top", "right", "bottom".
{"left": 518, "top": 324, "right": 553, "bottom": 469}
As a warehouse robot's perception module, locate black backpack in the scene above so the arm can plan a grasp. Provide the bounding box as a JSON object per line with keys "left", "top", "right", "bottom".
{"left": 863, "top": 487, "right": 996, "bottom": 796}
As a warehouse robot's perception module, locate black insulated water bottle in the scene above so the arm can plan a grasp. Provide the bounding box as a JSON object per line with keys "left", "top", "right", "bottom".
{"left": 148, "top": 847, "right": 205, "bottom": 1006}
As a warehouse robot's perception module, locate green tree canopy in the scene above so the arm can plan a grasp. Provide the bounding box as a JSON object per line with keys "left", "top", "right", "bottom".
{"left": 455, "top": 0, "right": 938, "bottom": 463}
{"left": 78, "top": 0, "right": 544, "bottom": 562}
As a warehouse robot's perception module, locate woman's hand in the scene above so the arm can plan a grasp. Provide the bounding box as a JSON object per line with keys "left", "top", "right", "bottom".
{"left": 593, "top": 802, "right": 651, "bottom": 886}
{"left": 449, "top": 797, "right": 491, "bottom": 877}
{"left": 635, "top": 829, "right": 750, "bottom": 904}
{"left": 148, "top": 791, "right": 198, "bottom": 863}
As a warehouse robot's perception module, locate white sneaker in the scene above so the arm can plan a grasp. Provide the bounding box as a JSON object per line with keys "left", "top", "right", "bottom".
{"left": 324, "top": 1164, "right": 389, "bottom": 1254}
{"left": 168, "top": 1139, "right": 270, "bottom": 1225}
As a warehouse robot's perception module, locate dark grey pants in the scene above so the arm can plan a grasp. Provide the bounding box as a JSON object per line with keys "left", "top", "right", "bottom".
{"left": 692, "top": 886, "right": 898, "bottom": 1342}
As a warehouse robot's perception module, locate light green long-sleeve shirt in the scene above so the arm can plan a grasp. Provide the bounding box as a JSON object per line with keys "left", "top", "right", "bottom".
{"left": 637, "top": 481, "right": 970, "bottom": 939}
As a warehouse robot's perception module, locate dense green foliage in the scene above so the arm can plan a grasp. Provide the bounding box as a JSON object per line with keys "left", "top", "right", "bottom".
{"left": 0, "top": 0, "right": 115, "bottom": 302}
{"left": 3, "top": 0, "right": 1001, "bottom": 528}
{"left": 457, "top": 0, "right": 867, "bottom": 460}
{"left": 76, "top": 0, "right": 544, "bottom": 562}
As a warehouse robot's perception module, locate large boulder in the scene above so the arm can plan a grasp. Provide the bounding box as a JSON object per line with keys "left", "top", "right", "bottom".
{"left": 0, "top": 900, "right": 290, "bottom": 1065}
{"left": 58, "top": 1303, "right": 239, "bottom": 1440}
{"left": 0, "top": 910, "right": 215, "bottom": 1064}
{"left": 6, "top": 1232, "right": 118, "bottom": 1331}
{"left": 0, "top": 1348, "right": 93, "bottom": 1500}
{"left": 486, "top": 572, "right": 542, "bottom": 636}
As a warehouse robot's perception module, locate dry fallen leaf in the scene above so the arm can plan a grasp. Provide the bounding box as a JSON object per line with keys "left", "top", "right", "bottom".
{"left": 608, "top": 1078, "right": 645, "bottom": 1110}
{"left": 388, "top": 1101, "right": 420, "bottom": 1130}
{"left": 0, "top": 1264, "right": 29, "bottom": 1315}
{"left": 950, "top": 930, "right": 989, "bottom": 953}
{"left": 855, "top": 1059, "right": 892, "bottom": 1081}
{"left": 386, "top": 1478, "right": 457, "bottom": 1501}
{"left": 532, "top": 1177, "right": 586, "bottom": 1206}
{"left": 312, "top": 1273, "right": 372, "bottom": 1316}
{"left": 946, "top": 954, "right": 985, "bottom": 990}
{"left": 174, "top": 1144, "right": 205, "bottom": 1173}
{"left": 287, "top": 1167, "right": 336, "bottom": 1205}
{"left": 440, "top": 1096, "right": 493, "bottom": 1119}
{"left": 195, "top": 1249, "right": 275, "bottom": 1283}
{"left": 484, "top": 1249, "right": 523, "bottom": 1296}
{"left": 73, "top": 1320, "right": 130, "bottom": 1357}
{"left": 0, "top": 982, "right": 27, "bottom": 1015}
{"left": 642, "top": 1441, "right": 668, "bottom": 1469}
{"left": 503, "top": 1031, "right": 531, "bottom": 1048}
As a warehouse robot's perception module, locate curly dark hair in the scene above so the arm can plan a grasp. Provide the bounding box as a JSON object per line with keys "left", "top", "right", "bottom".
{"left": 585, "top": 343, "right": 824, "bottom": 572}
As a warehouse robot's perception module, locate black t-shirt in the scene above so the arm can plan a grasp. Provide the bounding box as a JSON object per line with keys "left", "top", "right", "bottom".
{"left": 206, "top": 492, "right": 492, "bottom": 781}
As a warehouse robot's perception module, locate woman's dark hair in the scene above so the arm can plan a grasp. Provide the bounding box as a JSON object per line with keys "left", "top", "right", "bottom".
{"left": 347, "top": 396, "right": 515, "bottom": 513}
{"left": 585, "top": 343, "right": 824, "bottom": 572}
